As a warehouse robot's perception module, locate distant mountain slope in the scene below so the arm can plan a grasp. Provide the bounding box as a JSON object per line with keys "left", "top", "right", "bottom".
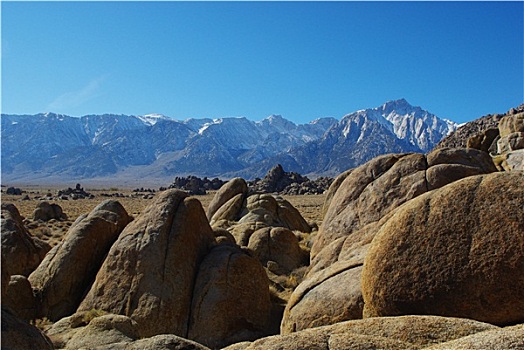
{"left": 227, "top": 99, "right": 457, "bottom": 178}
{"left": 1, "top": 99, "right": 457, "bottom": 184}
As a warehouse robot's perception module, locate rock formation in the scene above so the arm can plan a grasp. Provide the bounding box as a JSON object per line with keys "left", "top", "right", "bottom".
{"left": 248, "top": 164, "right": 333, "bottom": 195}
{"left": 247, "top": 227, "right": 305, "bottom": 274}
{"left": 32, "top": 201, "right": 68, "bottom": 221}
{"left": 188, "top": 244, "right": 271, "bottom": 348}
{"left": 1, "top": 203, "right": 50, "bottom": 277}
{"left": 3, "top": 275, "right": 39, "bottom": 321}
{"left": 362, "top": 172, "right": 524, "bottom": 325}
{"left": 435, "top": 104, "right": 524, "bottom": 150}
{"left": 227, "top": 316, "right": 498, "bottom": 350}
{"left": 3, "top": 105, "right": 524, "bottom": 349}
{"left": 283, "top": 147, "right": 499, "bottom": 333}
{"left": 206, "top": 177, "right": 248, "bottom": 220}
{"left": 78, "top": 190, "right": 215, "bottom": 338}
{"left": 1, "top": 307, "right": 54, "bottom": 350}
{"left": 167, "top": 175, "right": 225, "bottom": 195}
{"left": 29, "top": 200, "right": 132, "bottom": 321}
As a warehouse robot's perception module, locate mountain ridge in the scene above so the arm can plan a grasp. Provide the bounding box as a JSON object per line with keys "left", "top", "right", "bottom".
{"left": 1, "top": 99, "right": 457, "bottom": 185}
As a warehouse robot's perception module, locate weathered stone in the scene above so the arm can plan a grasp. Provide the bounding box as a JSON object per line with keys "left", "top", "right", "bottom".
{"left": 209, "top": 193, "right": 245, "bottom": 226}
{"left": 1, "top": 203, "right": 46, "bottom": 276}
{"left": 212, "top": 227, "right": 237, "bottom": 245}
{"left": 207, "top": 177, "right": 248, "bottom": 220}
{"left": 362, "top": 172, "right": 524, "bottom": 326}
{"left": 32, "top": 201, "right": 67, "bottom": 221}
{"left": 504, "top": 149, "right": 524, "bottom": 171}
{"left": 275, "top": 196, "right": 311, "bottom": 233}
{"left": 1, "top": 255, "right": 10, "bottom": 301}
{"left": 229, "top": 222, "right": 269, "bottom": 247}
{"left": 95, "top": 334, "right": 212, "bottom": 350}
{"left": 78, "top": 190, "right": 215, "bottom": 338}
{"left": 282, "top": 260, "right": 363, "bottom": 334}
{"left": 498, "top": 112, "right": 524, "bottom": 137}
{"left": 29, "top": 200, "right": 132, "bottom": 321}
{"left": 321, "top": 168, "right": 353, "bottom": 218}
{"left": 497, "top": 131, "right": 524, "bottom": 153}
{"left": 46, "top": 312, "right": 88, "bottom": 348}
{"left": 1, "top": 307, "right": 54, "bottom": 350}
{"left": 436, "top": 110, "right": 505, "bottom": 150}
{"left": 313, "top": 148, "right": 496, "bottom": 263}
{"left": 221, "top": 342, "right": 252, "bottom": 350}
{"left": 290, "top": 149, "right": 499, "bottom": 333}
{"left": 426, "top": 147, "right": 497, "bottom": 171}
{"left": 188, "top": 244, "right": 271, "bottom": 349}
{"left": 247, "top": 227, "right": 304, "bottom": 274}
{"left": 312, "top": 153, "right": 426, "bottom": 259}
{"left": 466, "top": 128, "right": 499, "bottom": 153}
{"left": 237, "top": 194, "right": 311, "bottom": 233}
{"left": 239, "top": 194, "right": 280, "bottom": 225}
{"left": 4, "top": 275, "right": 38, "bottom": 321}
{"left": 426, "top": 324, "right": 524, "bottom": 350}
{"left": 64, "top": 314, "right": 139, "bottom": 350}
{"left": 236, "top": 315, "right": 496, "bottom": 349}
{"left": 237, "top": 332, "right": 415, "bottom": 350}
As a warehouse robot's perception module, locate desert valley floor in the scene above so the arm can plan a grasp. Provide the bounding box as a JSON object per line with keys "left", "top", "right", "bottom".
{"left": 2, "top": 187, "right": 326, "bottom": 248}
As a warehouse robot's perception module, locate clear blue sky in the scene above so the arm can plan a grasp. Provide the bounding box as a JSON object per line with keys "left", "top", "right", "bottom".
{"left": 2, "top": 1, "right": 523, "bottom": 124}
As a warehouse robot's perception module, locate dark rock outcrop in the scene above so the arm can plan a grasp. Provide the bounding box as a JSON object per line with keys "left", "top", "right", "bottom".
{"left": 1, "top": 306, "right": 54, "bottom": 350}
{"left": 3, "top": 275, "right": 39, "bottom": 321}
{"left": 32, "top": 201, "right": 68, "bottom": 221}
{"left": 167, "top": 175, "right": 225, "bottom": 195}
{"left": 248, "top": 164, "right": 333, "bottom": 195}
{"left": 57, "top": 184, "right": 94, "bottom": 200}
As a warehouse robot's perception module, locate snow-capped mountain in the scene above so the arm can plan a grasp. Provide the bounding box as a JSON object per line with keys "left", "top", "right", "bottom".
{"left": 378, "top": 98, "right": 456, "bottom": 152}
{"left": 223, "top": 100, "right": 458, "bottom": 178}
{"left": 1, "top": 99, "right": 457, "bottom": 184}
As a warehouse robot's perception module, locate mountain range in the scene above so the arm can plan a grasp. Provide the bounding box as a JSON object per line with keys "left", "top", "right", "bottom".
{"left": 1, "top": 99, "right": 457, "bottom": 185}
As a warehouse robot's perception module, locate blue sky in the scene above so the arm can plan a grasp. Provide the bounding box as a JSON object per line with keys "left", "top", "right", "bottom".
{"left": 2, "top": 1, "right": 523, "bottom": 124}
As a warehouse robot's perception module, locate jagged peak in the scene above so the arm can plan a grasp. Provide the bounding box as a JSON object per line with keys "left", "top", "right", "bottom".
{"left": 379, "top": 98, "right": 422, "bottom": 114}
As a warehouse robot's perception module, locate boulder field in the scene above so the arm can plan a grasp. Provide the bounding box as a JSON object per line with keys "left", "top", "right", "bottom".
{"left": 1, "top": 111, "right": 523, "bottom": 350}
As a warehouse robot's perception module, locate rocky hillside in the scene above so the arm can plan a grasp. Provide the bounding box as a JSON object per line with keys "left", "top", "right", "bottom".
{"left": 435, "top": 104, "right": 524, "bottom": 150}
{"left": 1, "top": 99, "right": 456, "bottom": 183}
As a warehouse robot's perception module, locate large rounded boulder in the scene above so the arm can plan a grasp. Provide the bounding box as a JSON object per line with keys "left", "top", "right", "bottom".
{"left": 284, "top": 149, "right": 498, "bottom": 333}
{"left": 247, "top": 227, "right": 304, "bottom": 274}
{"left": 313, "top": 149, "right": 496, "bottom": 260}
{"left": 362, "top": 172, "right": 524, "bottom": 326}
{"left": 29, "top": 200, "right": 132, "bottom": 321}
{"left": 207, "top": 177, "right": 248, "bottom": 220}
{"left": 188, "top": 244, "right": 271, "bottom": 349}
{"left": 78, "top": 190, "right": 216, "bottom": 338}
{"left": 32, "top": 201, "right": 67, "bottom": 221}
{"left": 228, "top": 315, "right": 497, "bottom": 350}
{"left": 1, "top": 203, "right": 50, "bottom": 277}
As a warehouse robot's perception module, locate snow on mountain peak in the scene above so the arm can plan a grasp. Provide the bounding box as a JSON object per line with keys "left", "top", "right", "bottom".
{"left": 138, "top": 114, "right": 169, "bottom": 126}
